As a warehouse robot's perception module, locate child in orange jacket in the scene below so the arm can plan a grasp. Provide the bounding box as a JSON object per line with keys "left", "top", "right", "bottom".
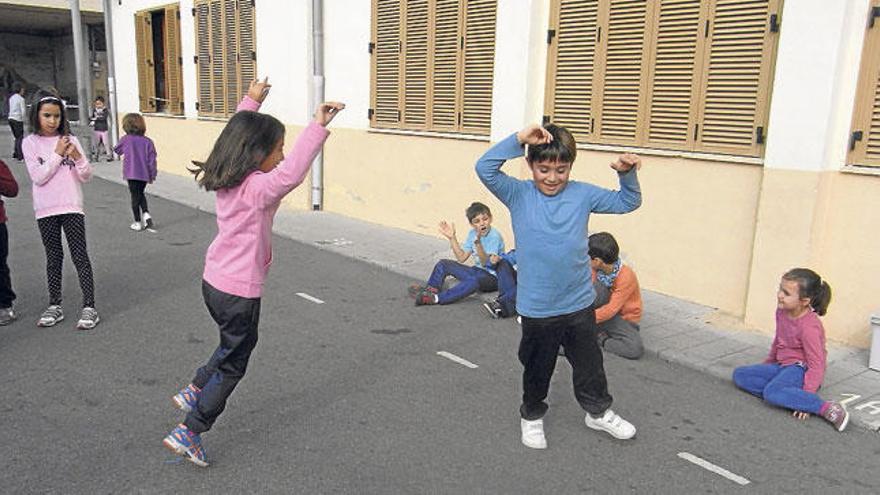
{"left": 589, "top": 232, "right": 643, "bottom": 359}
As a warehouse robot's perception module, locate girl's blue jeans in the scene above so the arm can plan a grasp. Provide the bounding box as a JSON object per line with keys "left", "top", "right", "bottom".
{"left": 427, "top": 259, "right": 497, "bottom": 305}
{"left": 732, "top": 363, "right": 825, "bottom": 414}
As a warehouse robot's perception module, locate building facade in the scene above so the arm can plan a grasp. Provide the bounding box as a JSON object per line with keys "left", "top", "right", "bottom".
{"left": 108, "top": 0, "right": 880, "bottom": 347}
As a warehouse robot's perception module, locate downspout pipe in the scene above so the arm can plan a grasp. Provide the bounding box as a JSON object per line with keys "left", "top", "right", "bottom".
{"left": 69, "top": 0, "right": 89, "bottom": 124}
{"left": 310, "top": 0, "right": 324, "bottom": 211}
{"left": 102, "top": 0, "right": 119, "bottom": 149}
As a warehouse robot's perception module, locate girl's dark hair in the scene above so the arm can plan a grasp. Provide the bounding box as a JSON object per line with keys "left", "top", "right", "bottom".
{"left": 123, "top": 113, "right": 146, "bottom": 136}
{"left": 190, "top": 110, "right": 285, "bottom": 191}
{"left": 783, "top": 268, "right": 832, "bottom": 316}
{"left": 526, "top": 123, "right": 577, "bottom": 165}
{"left": 588, "top": 232, "right": 620, "bottom": 264}
{"left": 465, "top": 202, "right": 491, "bottom": 222}
{"left": 95, "top": 96, "right": 105, "bottom": 103}
{"left": 28, "top": 92, "right": 69, "bottom": 135}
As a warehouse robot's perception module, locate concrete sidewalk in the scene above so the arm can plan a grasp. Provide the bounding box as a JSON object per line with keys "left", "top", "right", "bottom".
{"left": 7, "top": 124, "right": 880, "bottom": 431}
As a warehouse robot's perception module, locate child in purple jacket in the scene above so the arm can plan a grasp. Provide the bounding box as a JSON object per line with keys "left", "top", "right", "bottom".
{"left": 114, "top": 113, "right": 157, "bottom": 231}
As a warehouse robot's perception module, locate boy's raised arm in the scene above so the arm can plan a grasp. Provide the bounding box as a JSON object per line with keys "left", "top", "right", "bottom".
{"left": 475, "top": 133, "right": 526, "bottom": 207}
{"left": 589, "top": 155, "right": 642, "bottom": 214}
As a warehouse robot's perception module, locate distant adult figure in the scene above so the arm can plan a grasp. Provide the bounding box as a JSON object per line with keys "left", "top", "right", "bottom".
{"left": 7, "top": 82, "right": 26, "bottom": 161}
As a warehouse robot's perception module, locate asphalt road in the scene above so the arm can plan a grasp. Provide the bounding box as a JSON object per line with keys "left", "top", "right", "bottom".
{"left": 0, "top": 162, "right": 877, "bottom": 494}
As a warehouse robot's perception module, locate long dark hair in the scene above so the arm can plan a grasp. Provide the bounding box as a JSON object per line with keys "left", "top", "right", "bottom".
{"left": 28, "top": 92, "right": 70, "bottom": 136}
{"left": 189, "top": 111, "right": 285, "bottom": 191}
{"left": 783, "top": 268, "right": 832, "bottom": 316}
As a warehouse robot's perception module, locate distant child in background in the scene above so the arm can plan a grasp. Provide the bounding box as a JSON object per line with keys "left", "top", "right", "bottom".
{"left": 0, "top": 159, "right": 19, "bottom": 325}
{"left": 162, "top": 77, "right": 344, "bottom": 467}
{"left": 589, "top": 232, "right": 643, "bottom": 360}
{"left": 482, "top": 249, "right": 517, "bottom": 319}
{"left": 114, "top": 113, "right": 157, "bottom": 231}
{"left": 7, "top": 82, "right": 27, "bottom": 161}
{"left": 89, "top": 96, "right": 112, "bottom": 162}
{"left": 22, "top": 92, "right": 99, "bottom": 330}
{"left": 409, "top": 202, "right": 505, "bottom": 307}
{"left": 733, "top": 268, "right": 849, "bottom": 432}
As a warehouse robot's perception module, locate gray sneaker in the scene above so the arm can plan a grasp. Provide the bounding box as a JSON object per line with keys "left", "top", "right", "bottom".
{"left": 0, "top": 307, "right": 17, "bottom": 326}
{"left": 37, "top": 305, "right": 64, "bottom": 327}
{"left": 76, "top": 307, "right": 100, "bottom": 330}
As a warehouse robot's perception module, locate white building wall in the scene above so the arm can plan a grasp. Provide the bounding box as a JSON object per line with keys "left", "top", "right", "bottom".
{"left": 323, "top": 0, "right": 372, "bottom": 130}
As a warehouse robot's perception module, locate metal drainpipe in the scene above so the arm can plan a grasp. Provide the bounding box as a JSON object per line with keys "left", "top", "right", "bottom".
{"left": 69, "top": 0, "right": 89, "bottom": 125}
{"left": 310, "top": 0, "right": 324, "bottom": 211}
{"left": 102, "top": 0, "right": 119, "bottom": 149}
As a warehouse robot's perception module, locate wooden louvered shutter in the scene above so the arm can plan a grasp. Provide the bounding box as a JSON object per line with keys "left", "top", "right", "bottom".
{"left": 544, "top": 0, "right": 599, "bottom": 143}
{"left": 460, "top": 0, "right": 496, "bottom": 135}
{"left": 693, "top": 0, "right": 781, "bottom": 156}
{"left": 644, "top": 0, "right": 704, "bottom": 149}
{"left": 431, "top": 0, "right": 460, "bottom": 131}
{"left": 403, "top": 0, "right": 428, "bottom": 129}
{"left": 223, "top": 0, "right": 239, "bottom": 115}
{"left": 371, "top": 0, "right": 402, "bottom": 128}
{"left": 847, "top": 0, "right": 880, "bottom": 167}
{"left": 595, "top": 0, "right": 652, "bottom": 146}
{"left": 209, "top": 0, "right": 226, "bottom": 117}
{"left": 194, "top": 0, "right": 214, "bottom": 115}
{"left": 238, "top": 0, "right": 257, "bottom": 108}
{"left": 134, "top": 11, "right": 156, "bottom": 113}
{"left": 164, "top": 5, "right": 184, "bottom": 115}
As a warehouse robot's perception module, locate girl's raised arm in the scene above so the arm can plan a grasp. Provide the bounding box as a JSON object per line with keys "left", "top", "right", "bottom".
{"left": 236, "top": 77, "right": 272, "bottom": 113}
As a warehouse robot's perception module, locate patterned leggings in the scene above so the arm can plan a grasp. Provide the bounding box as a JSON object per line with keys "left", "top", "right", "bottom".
{"left": 37, "top": 213, "right": 95, "bottom": 308}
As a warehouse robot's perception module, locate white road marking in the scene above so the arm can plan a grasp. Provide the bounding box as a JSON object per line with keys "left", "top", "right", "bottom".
{"left": 677, "top": 452, "right": 750, "bottom": 486}
{"left": 296, "top": 292, "right": 325, "bottom": 304}
{"left": 436, "top": 351, "right": 479, "bottom": 369}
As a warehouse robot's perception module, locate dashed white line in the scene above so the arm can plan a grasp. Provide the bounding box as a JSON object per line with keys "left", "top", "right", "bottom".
{"left": 296, "top": 292, "right": 325, "bottom": 304}
{"left": 677, "top": 452, "right": 750, "bottom": 486}
{"left": 436, "top": 351, "right": 479, "bottom": 369}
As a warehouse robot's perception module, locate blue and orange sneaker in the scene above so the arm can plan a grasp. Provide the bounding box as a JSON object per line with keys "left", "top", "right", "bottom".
{"left": 163, "top": 424, "right": 209, "bottom": 467}
{"left": 172, "top": 384, "right": 201, "bottom": 413}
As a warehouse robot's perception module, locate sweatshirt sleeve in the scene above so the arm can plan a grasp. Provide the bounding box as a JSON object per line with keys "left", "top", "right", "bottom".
{"left": 588, "top": 169, "right": 642, "bottom": 214}
{"left": 148, "top": 138, "right": 158, "bottom": 181}
{"left": 237, "top": 95, "right": 261, "bottom": 113}
{"left": 69, "top": 136, "right": 93, "bottom": 182}
{"left": 475, "top": 133, "right": 525, "bottom": 208}
{"left": 113, "top": 135, "right": 125, "bottom": 156}
{"left": 595, "top": 267, "right": 638, "bottom": 324}
{"left": 801, "top": 318, "right": 827, "bottom": 393}
{"left": 0, "top": 161, "right": 19, "bottom": 198}
{"left": 24, "top": 137, "right": 65, "bottom": 186}
{"left": 243, "top": 122, "right": 329, "bottom": 209}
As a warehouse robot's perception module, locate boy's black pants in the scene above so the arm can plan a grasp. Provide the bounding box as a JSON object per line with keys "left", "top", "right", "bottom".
{"left": 184, "top": 281, "right": 261, "bottom": 434}
{"left": 519, "top": 306, "right": 612, "bottom": 420}
{"left": 0, "top": 223, "right": 16, "bottom": 307}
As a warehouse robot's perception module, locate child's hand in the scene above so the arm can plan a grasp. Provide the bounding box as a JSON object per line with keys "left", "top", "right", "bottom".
{"left": 610, "top": 153, "right": 641, "bottom": 173}
{"left": 516, "top": 125, "right": 553, "bottom": 146}
{"left": 54, "top": 136, "right": 69, "bottom": 156}
{"left": 314, "top": 102, "right": 345, "bottom": 127}
{"left": 792, "top": 411, "right": 810, "bottom": 421}
{"left": 438, "top": 221, "right": 455, "bottom": 239}
{"left": 247, "top": 77, "right": 272, "bottom": 103}
{"left": 68, "top": 143, "right": 82, "bottom": 161}
{"left": 489, "top": 254, "right": 500, "bottom": 265}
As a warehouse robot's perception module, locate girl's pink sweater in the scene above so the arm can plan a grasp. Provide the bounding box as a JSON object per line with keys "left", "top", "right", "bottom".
{"left": 764, "top": 308, "right": 827, "bottom": 393}
{"left": 202, "top": 96, "right": 329, "bottom": 298}
{"left": 22, "top": 134, "right": 93, "bottom": 219}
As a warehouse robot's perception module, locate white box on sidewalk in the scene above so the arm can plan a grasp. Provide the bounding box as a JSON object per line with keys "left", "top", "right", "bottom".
{"left": 870, "top": 312, "right": 880, "bottom": 371}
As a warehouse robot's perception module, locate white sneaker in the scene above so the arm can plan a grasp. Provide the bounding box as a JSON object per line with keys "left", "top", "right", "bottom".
{"left": 584, "top": 409, "right": 636, "bottom": 440}
{"left": 143, "top": 212, "right": 154, "bottom": 230}
{"left": 130, "top": 222, "right": 144, "bottom": 231}
{"left": 520, "top": 418, "right": 547, "bottom": 449}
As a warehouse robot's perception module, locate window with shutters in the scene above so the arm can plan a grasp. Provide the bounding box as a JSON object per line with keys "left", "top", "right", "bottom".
{"left": 192, "top": 0, "right": 257, "bottom": 119}
{"left": 370, "top": 0, "right": 497, "bottom": 136}
{"left": 133, "top": 4, "right": 184, "bottom": 115}
{"left": 847, "top": 0, "right": 880, "bottom": 167}
{"left": 544, "top": 0, "right": 782, "bottom": 158}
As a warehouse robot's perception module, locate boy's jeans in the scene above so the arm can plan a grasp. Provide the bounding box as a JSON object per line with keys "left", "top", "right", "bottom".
{"left": 427, "top": 259, "right": 497, "bottom": 304}
{"left": 733, "top": 363, "right": 825, "bottom": 414}
{"left": 494, "top": 259, "right": 517, "bottom": 317}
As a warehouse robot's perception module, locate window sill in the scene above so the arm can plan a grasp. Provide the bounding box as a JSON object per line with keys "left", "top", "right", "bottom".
{"left": 195, "top": 115, "right": 230, "bottom": 122}
{"left": 143, "top": 113, "right": 186, "bottom": 119}
{"left": 368, "top": 127, "right": 490, "bottom": 142}
{"left": 577, "top": 142, "right": 764, "bottom": 166}
{"left": 841, "top": 164, "right": 880, "bottom": 176}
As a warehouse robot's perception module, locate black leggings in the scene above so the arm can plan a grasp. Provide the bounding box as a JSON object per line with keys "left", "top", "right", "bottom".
{"left": 128, "top": 180, "right": 149, "bottom": 221}
{"left": 37, "top": 213, "right": 95, "bottom": 308}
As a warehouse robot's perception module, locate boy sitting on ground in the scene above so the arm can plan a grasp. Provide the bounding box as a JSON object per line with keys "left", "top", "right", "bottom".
{"left": 589, "top": 232, "right": 644, "bottom": 360}
{"left": 410, "top": 202, "right": 505, "bottom": 306}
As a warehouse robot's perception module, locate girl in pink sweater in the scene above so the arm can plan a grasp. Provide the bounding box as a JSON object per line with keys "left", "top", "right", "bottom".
{"left": 22, "top": 93, "right": 99, "bottom": 330}
{"left": 162, "top": 78, "right": 344, "bottom": 467}
{"left": 733, "top": 268, "right": 848, "bottom": 431}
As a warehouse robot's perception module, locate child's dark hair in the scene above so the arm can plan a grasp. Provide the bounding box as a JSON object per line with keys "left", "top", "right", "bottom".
{"left": 588, "top": 232, "right": 620, "bottom": 264}
{"left": 28, "top": 92, "right": 69, "bottom": 135}
{"left": 465, "top": 202, "right": 491, "bottom": 223}
{"left": 526, "top": 123, "right": 577, "bottom": 165}
{"left": 95, "top": 96, "right": 105, "bottom": 103}
{"left": 123, "top": 113, "right": 146, "bottom": 136}
{"left": 782, "top": 268, "right": 832, "bottom": 316}
{"left": 11, "top": 82, "right": 22, "bottom": 94}
{"left": 190, "top": 110, "right": 285, "bottom": 191}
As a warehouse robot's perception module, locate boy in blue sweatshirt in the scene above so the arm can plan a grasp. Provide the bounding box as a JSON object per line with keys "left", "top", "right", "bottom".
{"left": 476, "top": 123, "right": 642, "bottom": 449}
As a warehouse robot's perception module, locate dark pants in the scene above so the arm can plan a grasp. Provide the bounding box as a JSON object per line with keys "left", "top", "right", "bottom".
{"left": 426, "top": 259, "right": 497, "bottom": 304}
{"left": 494, "top": 259, "right": 517, "bottom": 317}
{"left": 519, "top": 306, "right": 612, "bottom": 420}
{"left": 8, "top": 119, "right": 23, "bottom": 160}
{"left": 0, "top": 223, "right": 16, "bottom": 307}
{"left": 184, "top": 280, "right": 262, "bottom": 434}
{"left": 37, "top": 213, "right": 95, "bottom": 308}
{"left": 127, "top": 180, "right": 149, "bottom": 221}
